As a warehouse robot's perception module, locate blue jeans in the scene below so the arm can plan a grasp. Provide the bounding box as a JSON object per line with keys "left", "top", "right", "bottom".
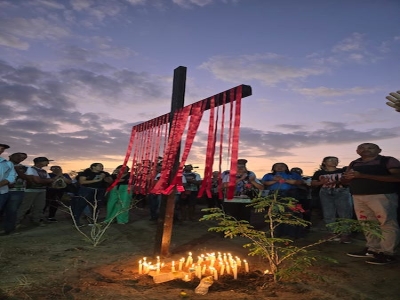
{"left": 149, "top": 194, "right": 161, "bottom": 220}
{"left": 0, "top": 193, "right": 9, "bottom": 211}
{"left": 71, "top": 187, "right": 105, "bottom": 225}
{"left": 3, "top": 191, "right": 24, "bottom": 233}
{"left": 319, "top": 187, "right": 353, "bottom": 232}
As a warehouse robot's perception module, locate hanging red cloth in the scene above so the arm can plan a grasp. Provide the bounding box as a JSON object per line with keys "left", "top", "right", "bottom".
{"left": 226, "top": 86, "right": 242, "bottom": 200}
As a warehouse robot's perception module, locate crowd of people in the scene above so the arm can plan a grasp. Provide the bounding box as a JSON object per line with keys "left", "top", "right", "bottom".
{"left": 1, "top": 92, "right": 399, "bottom": 266}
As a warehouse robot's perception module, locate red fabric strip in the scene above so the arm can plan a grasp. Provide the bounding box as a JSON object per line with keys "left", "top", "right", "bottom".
{"left": 107, "top": 127, "right": 136, "bottom": 193}
{"left": 217, "top": 93, "right": 226, "bottom": 199}
{"left": 227, "top": 86, "right": 242, "bottom": 200}
{"left": 168, "top": 101, "right": 206, "bottom": 195}
{"left": 198, "top": 97, "right": 216, "bottom": 198}
{"left": 152, "top": 106, "right": 191, "bottom": 194}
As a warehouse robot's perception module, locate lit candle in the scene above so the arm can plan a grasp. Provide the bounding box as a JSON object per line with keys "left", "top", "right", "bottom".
{"left": 196, "top": 264, "right": 202, "bottom": 278}
{"left": 244, "top": 260, "right": 249, "bottom": 273}
{"left": 201, "top": 264, "right": 206, "bottom": 275}
{"left": 226, "top": 262, "right": 231, "bottom": 275}
{"left": 223, "top": 253, "right": 227, "bottom": 262}
{"left": 211, "top": 267, "right": 218, "bottom": 280}
{"left": 138, "top": 260, "right": 143, "bottom": 274}
{"left": 232, "top": 262, "right": 237, "bottom": 280}
{"left": 156, "top": 263, "right": 160, "bottom": 275}
{"left": 217, "top": 252, "right": 222, "bottom": 261}
{"left": 235, "top": 256, "right": 241, "bottom": 267}
{"left": 146, "top": 262, "right": 152, "bottom": 274}
{"left": 210, "top": 253, "right": 216, "bottom": 267}
{"left": 157, "top": 256, "right": 160, "bottom": 264}
{"left": 171, "top": 261, "right": 175, "bottom": 272}
{"left": 186, "top": 252, "right": 193, "bottom": 267}
{"left": 220, "top": 262, "right": 225, "bottom": 276}
{"left": 178, "top": 258, "right": 184, "bottom": 271}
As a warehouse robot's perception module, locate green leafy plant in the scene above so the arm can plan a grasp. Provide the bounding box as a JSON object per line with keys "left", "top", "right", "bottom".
{"left": 201, "top": 191, "right": 381, "bottom": 283}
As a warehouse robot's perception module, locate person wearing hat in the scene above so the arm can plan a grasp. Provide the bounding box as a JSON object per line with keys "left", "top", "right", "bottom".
{"left": 16, "top": 157, "right": 56, "bottom": 227}
{"left": 222, "top": 159, "right": 263, "bottom": 222}
{"left": 2, "top": 152, "right": 28, "bottom": 235}
{"left": 181, "top": 164, "right": 202, "bottom": 221}
{"left": 0, "top": 144, "right": 17, "bottom": 228}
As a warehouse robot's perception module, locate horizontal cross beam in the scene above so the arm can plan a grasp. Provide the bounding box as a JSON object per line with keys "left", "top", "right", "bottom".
{"left": 133, "top": 84, "right": 252, "bottom": 131}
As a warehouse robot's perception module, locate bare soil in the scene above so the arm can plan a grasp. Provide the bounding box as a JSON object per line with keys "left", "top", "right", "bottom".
{"left": 0, "top": 205, "right": 399, "bottom": 300}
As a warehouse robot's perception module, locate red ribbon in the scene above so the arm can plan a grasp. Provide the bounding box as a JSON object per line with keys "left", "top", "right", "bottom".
{"left": 226, "top": 86, "right": 242, "bottom": 200}
{"left": 162, "top": 101, "right": 206, "bottom": 195}
{"left": 151, "top": 106, "right": 191, "bottom": 194}
{"left": 198, "top": 97, "right": 216, "bottom": 199}
{"left": 107, "top": 127, "right": 136, "bottom": 193}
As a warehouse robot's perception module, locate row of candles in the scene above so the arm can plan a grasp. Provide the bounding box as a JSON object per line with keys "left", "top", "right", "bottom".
{"left": 138, "top": 252, "right": 250, "bottom": 280}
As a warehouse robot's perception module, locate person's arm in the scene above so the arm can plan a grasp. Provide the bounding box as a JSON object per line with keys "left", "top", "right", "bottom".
{"left": 79, "top": 173, "right": 104, "bottom": 185}
{"left": 248, "top": 174, "right": 264, "bottom": 190}
{"left": 62, "top": 174, "right": 72, "bottom": 185}
{"left": 344, "top": 168, "right": 400, "bottom": 182}
{"left": 0, "top": 163, "right": 17, "bottom": 187}
{"left": 194, "top": 174, "right": 202, "bottom": 186}
{"left": 311, "top": 173, "right": 330, "bottom": 187}
{"left": 285, "top": 174, "right": 303, "bottom": 186}
{"left": 386, "top": 90, "right": 400, "bottom": 112}
{"left": 103, "top": 172, "right": 113, "bottom": 184}
{"left": 261, "top": 174, "right": 278, "bottom": 187}
{"left": 26, "top": 168, "right": 53, "bottom": 185}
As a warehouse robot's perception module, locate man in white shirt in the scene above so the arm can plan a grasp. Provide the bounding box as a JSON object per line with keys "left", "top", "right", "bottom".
{"left": 0, "top": 144, "right": 17, "bottom": 217}
{"left": 17, "top": 157, "right": 55, "bottom": 226}
{"left": 3, "top": 152, "right": 27, "bottom": 235}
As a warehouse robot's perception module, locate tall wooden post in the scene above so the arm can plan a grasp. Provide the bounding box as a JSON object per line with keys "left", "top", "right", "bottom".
{"left": 154, "top": 66, "right": 187, "bottom": 257}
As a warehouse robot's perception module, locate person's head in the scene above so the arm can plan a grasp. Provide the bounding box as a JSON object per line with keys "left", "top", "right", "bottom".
{"left": 237, "top": 159, "right": 248, "bottom": 165}
{"left": 237, "top": 163, "right": 248, "bottom": 174}
{"left": 0, "top": 143, "right": 10, "bottom": 155}
{"left": 320, "top": 156, "right": 339, "bottom": 170}
{"left": 356, "top": 143, "right": 381, "bottom": 158}
{"left": 212, "top": 171, "right": 219, "bottom": 178}
{"left": 33, "top": 157, "right": 53, "bottom": 167}
{"left": 50, "top": 166, "right": 63, "bottom": 174}
{"left": 114, "top": 165, "right": 129, "bottom": 174}
{"left": 90, "top": 163, "right": 104, "bottom": 172}
{"left": 9, "top": 152, "right": 27, "bottom": 164}
{"left": 184, "top": 164, "right": 193, "bottom": 172}
{"left": 271, "top": 163, "right": 290, "bottom": 174}
{"left": 290, "top": 167, "right": 303, "bottom": 175}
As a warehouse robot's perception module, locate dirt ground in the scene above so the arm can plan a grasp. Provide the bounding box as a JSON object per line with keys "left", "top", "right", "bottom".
{"left": 0, "top": 203, "right": 399, "bottom": 300}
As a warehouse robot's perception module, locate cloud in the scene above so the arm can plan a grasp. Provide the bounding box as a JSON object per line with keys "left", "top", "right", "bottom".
{"left": 0, "top": 17, "right": 70, "bottom": 50}
{"left": 292, "top": 86, "right": 379, "bottom": 98}
{"left": 173, "top": 0, "right": 214, "bottom": 8}
{"left": 236, "top": 124, "right": 400, "bottom": 158}
{"left": 0, "top": 33, "right": 29, "bottom": 50}
{"left": 35, "top": 0, "right": 65, "bottom": 10}
{"left": 70, "top": 0, "right": 123, "bottom": 21}
{"left": 308, "top": 33, "right": 393, "bottom": 66}
{"left": 332, "top": 33, "right": 365, "bottom": 53}
{"left": 199, "top": 53, "right": 326, "bottom": 86}
{"left": 0, "top": 59, "right": 173, "bottom": 164}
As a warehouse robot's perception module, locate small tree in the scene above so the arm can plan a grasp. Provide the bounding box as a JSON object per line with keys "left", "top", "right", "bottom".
{"left": 201, "top": 191, "right": 381, "bottom": 282}
{"left": 60, "top": 192, "right": 140, "bottom": 247}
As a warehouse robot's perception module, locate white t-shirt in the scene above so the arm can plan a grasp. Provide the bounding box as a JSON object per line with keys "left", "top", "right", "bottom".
{"left": 25, "top": 167, "right": 50, "bottom": 192}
